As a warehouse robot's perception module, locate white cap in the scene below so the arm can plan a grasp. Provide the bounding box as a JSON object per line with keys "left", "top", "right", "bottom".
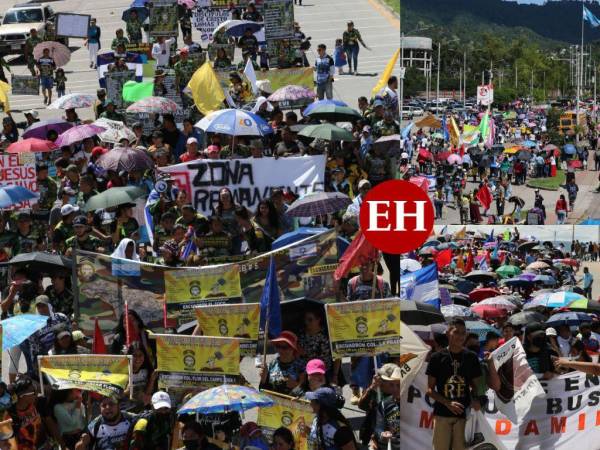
{"left": 546, "top": 327, "right": 557, "bottom": 337}
{"left": 151, "top": 391, "right": 171, "bottom": 410}
{"left": 187, "top": 137, "right": 198, "bottom": 145}
{"left": 25, "top": 109, "right": 39, "bottom": 119}
{"left": 60, "top": 204, "right": 79, "bottom": 216}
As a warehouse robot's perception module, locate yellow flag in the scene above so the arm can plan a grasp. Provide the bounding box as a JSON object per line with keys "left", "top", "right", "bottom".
{"left": 187, "top": 62, "right": 225, "bottom": 114}
{"left": 0, "top": 81, "right": 10, "bottom": 113}
{"left": 453, "top": 226, "right": 466, "bottom": 239}
{"left": 371, "top": 48, "right": 400, "bottom": 97}
{"left": 449, "top": 116, "right": 461, "bottom": 148}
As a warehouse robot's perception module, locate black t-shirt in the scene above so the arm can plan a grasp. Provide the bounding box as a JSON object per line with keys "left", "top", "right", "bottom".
{"left": 525, "top": 345, "right": 556, "bottom": 375}
{"left": 425, "top": 348, "right": 482, "bottom": 418}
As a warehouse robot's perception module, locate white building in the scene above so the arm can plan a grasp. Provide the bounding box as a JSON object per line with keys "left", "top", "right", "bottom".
{"left": 400, "top": 36, "right": 433, "bottom": 78}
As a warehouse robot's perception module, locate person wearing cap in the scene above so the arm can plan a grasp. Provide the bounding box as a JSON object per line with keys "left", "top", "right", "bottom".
{"left": 65, "top": 215, "right": 104, "bottom": 255}
{"left": 174, "top": 48, "right": 197, "bottom": 94}
{"left": 34, "top": 161, "right": 58, "bottom": 216}
{"left": 315, "top": 44, "right": 335, "bottom": 100}
{"left": 14, "top": 211, "right": 43, "bottom": 255}
{"left": 30, "top": 295, "right": 71, "bottom": 369}
{"left": 347, "top": 179, "right": 371, "bottom": 216}
{"left": 302, "top": 359, "right": 339, "bottom": 396}
{"left": 52, "top": 204, "right": 79, "bottom": 253}
{"left": 180, "top": 137, "right": 201, "bottom": 163}
{"left": 129, "top": 391, "right": 174, "bottom": 450}
{"left": 330, "top": 167, "right": 351, "bottom": 197}
{"left": 374, "top": 364, "right": 400, "bottom": 450}
{"left": 306, "top": 387, "right": 356, "bottom": 450}
{"left": 342, "top": 21, "right": 369, "bottom": 75}
{"left": 16, "top": 109, "right": 40, "bottom": 130}
{"left": 373, "top": 110, "right": 400, "bottom": 139}
{"left": 259, "top": 331, "right": 306, "bottom": 396}
{"left": 177, "top": 118, "right": 204, "bottom": 157}
{"left": 76, "top": 396, "right": 137, "bottom": 450}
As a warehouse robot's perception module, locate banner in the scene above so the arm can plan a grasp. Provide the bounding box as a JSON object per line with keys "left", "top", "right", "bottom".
{"left": 195, "top": 303, "right": 260, "bottom": 356}
{"left": 400, "top": 264, "right": 440, "bottom": 308}
{"left": 325, "top": 299, "right": 400, "bottom": 359}
{"left": 208, "top": 43, "right": 235, "bottom": 61}
{"left": 402, "top": 367, "right": 600, "bottom": 450}
{"left": 55, "top": 13, "right": 90, "bottom": 38}
{"left": 161, "top": 155, "right": 325, "bottom": 217}
{"left": 399, "top": 321, "right": 429, "bottom": 396}
{"left": 267, "top": 38, "right": 302, "bottom": 69}
{"left": 11, "top": 75, "right": 39, "bottom": 95}
{"left": 263, "top": 0, "right": 294, "bottom": 40}
{"left": 155, "top": 334, "right": 240, "bottom": 388}
{"left": 0, "top": 153, "right": 37, "bottom": 207}
{"left": 149, "top": 0, "right": 179, "bottom": 37}
{"left": 216, "top": 67, "right": 314, "bottom": 92}
{"left": 192, "top": 7, "right": 231, "bottom": 41}
{"left": 39, "top": 355, "right": 131, "bottom": 397}
{"left": 105, "top": 71, "right": 136, "bottom": 109}
{"left": 477, "top": 84, "right": 494, "bottom": 106}
{"left": 258, "top": 390, "right": 313, "bottom": 450}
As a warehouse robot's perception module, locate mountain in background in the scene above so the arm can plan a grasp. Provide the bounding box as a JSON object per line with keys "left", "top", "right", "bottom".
{"left": 403, "top": 0, "right": 600, "bottom": 44}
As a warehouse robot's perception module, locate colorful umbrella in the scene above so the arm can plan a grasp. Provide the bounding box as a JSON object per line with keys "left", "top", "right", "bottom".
{"left": 94, "top": 118, "right": 137, "bottom": 145}
{"left": 464, "top": 320, "right": 500, "bottom": 340}
{"left": 285, "top": 192, "right": 351, "bottom": 217}
{"left": 48, "top": 93, "right": 96, "bottom": 110}
{"left": 507, "top": 311, "right": 546, "bottom": 327}
{"left": 1, "top": 314, "right": 49, "bottom": 350}
{"left": 303, "top": 99, "right": 348, "bottom": 116}
{"left": 268, "top": 85, "right": 316, "bottom": 102}
{"left": 526, "top": 261, "right": 550, "bottom": 271}
{"left": 177, "top": 385, "right": 273, "bottom": 414}
{"left": 196, "top": 109, "right": 273, "bottom": 137}
{"left": 97, "top": 147, "right": 154, "bottom": 172}
{"left": 305, "top": 104, "right": 362, "bottom": 122}
{"left": 213, "top": 20, "right": 263, "bottom": 38}
{"left": 298, "top": 123, "right": 354, "bottom": 142}
{"left": 126, "top": 96, "right": 179, "bottom": 114}
{"left": 546, "top": 311, "right": 593, "bottom": 328}
{"left": 83, "top": 186, "right": 147, "bottom": 212}
{"left": 33, "top": 41, "right": 71, "bottom": 67}
{"left": 22, "top": 119, "right": 73, "bottom": 139}
{"left": 524, "top": 291, "right": 586, "bottom": 310}
{"left": 6, "top": 138, "right": 57, "bottom": 153}
{"left": 495, "top": 265, "right": 522, "bottom": 279}
{"left": 447, "top": 154, "right": 462, "bottom": 165}
{"left": 441, "top": 304, "right": 479, "bottom": 320}
{"left": 0, "top": 185, "right": 38, "bottom": 208}
{"left": 55, "top": 124, "right": 106, "bottom": 147}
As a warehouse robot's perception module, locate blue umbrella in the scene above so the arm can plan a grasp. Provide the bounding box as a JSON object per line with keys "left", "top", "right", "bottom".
{"left": 1, "top": 314, "right": 48, "bottom": 350}
{"left": 521, "top": 140, "right": 537, "bottom": 148}
{"left": 303, "top": 99, "right": 348, "bottom": 116}
{"left": 195, "top": 109, "right": 273, "bottom": 137}
{"left": 122, "top": 7, "right": 148, "bottom": 22}
{"left": 533, "top": 274, "right": 557, "bottom": 286}
{"left": 130, "top": 0, "right": 146, "bottom": 6}
{"left": 213, "top": 20, "right": 264, "bottom": 38}
{"left": 546, "top": 311, "right": 593, "bottom": 328}
{"left": 272, "top": 227, "right": 328, "bottom": 250}
{"left": 564, "top": 144, "right": 577, "bottom": 155}
{"left": 0, "top": 185, "right": 39, "bottom": 208}
{"left": 464, "top": 320, "right": 500, "bottom": 341}
{"left": 503, "top": 277, "right": 533, "bottom": 288}
{"left": 178, "top": 384, "right": 273, "bottom": 415}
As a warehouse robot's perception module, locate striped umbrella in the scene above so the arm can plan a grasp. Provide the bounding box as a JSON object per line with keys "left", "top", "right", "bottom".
{"left": 285, "top": 191, "right": 351, "bottom": 217}
{"left": 55, "top": 124, "right": 106, "bottom": 147}
{"left": 178, "top": 385, "right": 273, "bottom": 414}
{"left": 126, "top": 96, "right": 179, "bottom": 114}
{"left": 524, "top": 291, "right": 586, "bottom": 310}
{"left": 48, "top": 93, "right": 96, "bottom": 110}
{"left": 268, "top": 85, "right": 316, "bottom": 102}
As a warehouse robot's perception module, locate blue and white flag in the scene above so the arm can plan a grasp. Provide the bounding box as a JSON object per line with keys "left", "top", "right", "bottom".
{"left": 97, "top": 52, "right": 144, "bottom": 88}
{"left": 111, "top": 258, "right": 141, "bottom": 277}
{"left": 584, "top": 6, "right": 600, "bottom": 27}
{"left": 401, "top": 122, "right": 413, "bottom": 139}
{"left": 400, "top": 264, "right": 440, "bottom": 308}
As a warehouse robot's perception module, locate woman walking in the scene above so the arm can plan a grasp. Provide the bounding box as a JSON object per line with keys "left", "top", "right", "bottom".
{"left": 342, "top": 21, "right": 369, "bottom": 75}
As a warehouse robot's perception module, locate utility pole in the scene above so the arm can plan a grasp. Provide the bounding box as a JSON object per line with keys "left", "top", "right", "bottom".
{"left": 515, "top": 63, "right": 518, "bottom": 89}
{"left": 436, "top": 42, "right": 440, "bottom": 110}
{"left": 400, "top": 33, "right": 404, "bottom": 125}
{"left": 459, "top": 67, "right": 462, "bottom": 102}
{"left": 530, "top": 68, "right": 534, "bottom": 100}
{"left": 463, "top": 51, "right": 467, "bottom": 106}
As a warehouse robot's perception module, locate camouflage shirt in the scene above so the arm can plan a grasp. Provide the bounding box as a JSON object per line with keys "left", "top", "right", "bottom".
{"left": 44, "top": 285, "right": 74, "bottom": 317}
{"left": 342, "top": 29, "right": 364, "bottom": 47}
{"left": 25, "top": 36, "right": 43, "bottom": 56}
{"left": 37, "top": 177, "right": 58, "bottom": 211}
{"left": 0, "top": 231, "right": 16, "bottom": 262}
{"left": 15, "top": 229, "right": 42, "bottom": 255}
{"left": 174, "top": 58, "right": 198, "bottom": 89}
{"left": 52, "top": 221, "right": 75, "bottom": 251}
{"left": 153, "top": 226, "right": 174, "bottom": 251}
{"left": 126, "top": 18, "right": 143, "bottom": 43}
{"left": 65, "top": 234, "right": 103, "bottom": 253}
{"left": 373, "top": 119, "right": 400, "bottom": 138}
{"left": 111, "top": 36, "right": 130, "bottom": 50}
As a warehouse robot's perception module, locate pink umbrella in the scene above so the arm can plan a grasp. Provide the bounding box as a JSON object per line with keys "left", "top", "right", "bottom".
{"left": 55, "top": 124, "right": 106, "bottom": 147}
{"left": 7, "top": 138, "right": 57, "bottom": 153}
{"left": 33, "top": 41, "right": 71, "bottom": 67}
{"left": 409, "top": 176, "right": 429, "bottom": 193}
{"left": 268, "top": 85, "right": 316, "bottom": 102}
{"left": 447, "top": 154, "right": 462, "bottom": 165}
{"left": 177, "top": 0, "right": 196, "bottom": 8}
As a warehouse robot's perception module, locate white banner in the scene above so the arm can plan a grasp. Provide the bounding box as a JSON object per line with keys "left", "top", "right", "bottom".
{"left": 400, "top": 321, "right": 429, "bottom": 396}
{"left": 0, "top": 153, "right": 38, "bottom": 208}
{"left": 402, "top": 368, "right": 600, "bottom": 450}
{"left": 192, "top": 7, "right": 231, "bottom": 41}
{"left": 161, "top": 155, "right": 326, "bottom": 216}
{"left": 477, "top": 84, "right": 494, "bottom": 106}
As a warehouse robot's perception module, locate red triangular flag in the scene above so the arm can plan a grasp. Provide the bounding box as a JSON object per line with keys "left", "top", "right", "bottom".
{"left": 435, "top": 248, "right": 453, "bottom": 269}
{"left": 465, "top": 251, "right": 474, "bottom": 273}
{"left": 124, "top": 301, "right": 136, "bottom": 348}
{"left": 334, "top": 230, "right": 379, "bottom": 281}
{"left": 476, "top": 185, "right": 493, "bottom": 211}
{"left": 92, "top": 318, "right": 107, "bottom": 354}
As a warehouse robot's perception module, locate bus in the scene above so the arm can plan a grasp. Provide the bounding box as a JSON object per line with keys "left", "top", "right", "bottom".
{"left": 559, "top": 111, "right": 587, "bottom": 135}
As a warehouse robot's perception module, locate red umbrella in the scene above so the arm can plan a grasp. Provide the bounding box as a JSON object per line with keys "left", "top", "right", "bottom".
{"left": 7, "top": 138, "right": 57, "bottom": 153}
{"left": 469, "top": 287, "right": 501, "bottom": 302}
{"left": 556, "top": 258, "right": 578, "bottom": 267}
{"left": 409, "top": 176, "right": 429, "bottom": 192}
{"left": 436, "top": 151, "right": 451, "bottom": 162}
{"left": 471, "top": 304, "right": 508, "bottom": 319}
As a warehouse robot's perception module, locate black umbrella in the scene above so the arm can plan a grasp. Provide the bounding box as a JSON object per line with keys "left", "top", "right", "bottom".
{"left": 508, "top": 311, "right": 546, "bottom": 327}
{"left": 464, "top": 271, "right": 498, "bottom": 284}
{"left": 401, "top": 300, "right": 445, "bottom": 325}
{"left": 517, "top": 150, "right": 533, "bottom": 161}
{"left": 3, "top": 252, "right": 72, "bottom": 273}
{"left": 451, "top": 293, "right": 471, "bottom": 307}
{"left": 518, "top": 241, "right": 539, "bottom": 252}
{"left": 281, "top": 298, "right": 325, "bottom": 334}
{"left": 455, "top": 279, "right": 477, "bottom": 295}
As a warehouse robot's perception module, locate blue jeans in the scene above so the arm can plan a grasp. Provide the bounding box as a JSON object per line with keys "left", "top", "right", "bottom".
{"left": 344, "top": 44, "right": 359, "bottom": 72}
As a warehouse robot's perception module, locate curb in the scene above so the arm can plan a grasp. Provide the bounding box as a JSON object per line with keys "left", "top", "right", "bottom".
{"left": 376, "top": 0, "right": 400, "bottom": 18}
{"left": 525, "top": 182, "right": 558, "bottom": 192}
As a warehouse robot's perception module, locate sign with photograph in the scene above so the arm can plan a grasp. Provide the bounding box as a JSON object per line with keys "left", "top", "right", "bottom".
{"left": 11, "top": 75, "right": 39, "bottom": 95}
{"left": 208, "top": 43, "right": 235, "bottom": 61}
{"left": 192, "top": 7, "right": 230, "bottom": 41}
{"left": 105, "top": 70, "right": 136, "bottom": 109}
{"left": 263, "top": 0, "right": 294, "bottom": 40}
{"left": 149, "top": 0, "right": 179, "bottom": 37}
{"left": 477, "top": 84, "right": 494, "bottom": 106}
{"left": 55, "top": 13, "right": 91, "bottom": 38}
{"left": 267, "top": 38, "right": 301, "bottom": 69}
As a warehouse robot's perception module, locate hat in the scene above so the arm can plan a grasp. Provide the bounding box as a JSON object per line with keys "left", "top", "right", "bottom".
{"left": 182, "top": 203, "right": 195, "bottom": 211}
{"left": 73, "top": 215, "right": 88, "bottom": 226}
{"left": 546, "top": 327, "right": 557, "bottom": 337}
{"left": 358, "top": 179, "right": 371, "bottom": 190}
{"left": 187, "top": 137, "right": 198, "bottom": 145}
{"left": 66, "top": 164, "right": 78, "bottom": 173}
{"left": 306, "top": 359, "right": 326, "bottom": 375}
{"left": 35, "top": 295, "right": 50, "bottom": 306}
{"left": 206, "top": 145, "right": 220, "bottom": 155}
{"left": 160, "top": 239, "right": 179, "bottom": 255}
{"left": 373, "top": 99, "right": 384, "bottom": 108}
{"left": 256, "top": 79, "right": 273, "bottom": 95}
{"left": 17, "top": 211, "right": 31, "bottom": 221}
{"left": 240, "top": 422, "right": 261, "bottom": 438}
{"left": 61, "top": 204, "right": 80, "bottom": 216}
{"left": 92, "top": 146, "right": 108, "bottom": 158}
{"left": 25, "top": 109, "right": 39, "bottom": 119}
{"left": 362, "top": 125, "right": 371, "bottom": 133}
{"left": 271, "top": 331, "right": 299, "bottom": 353}
{"left": 305, "top": 387, "right": 339, "bottom": 409}
{"left": 57, "top": 330, "right": 71, "bottom": 340}
{"left": 72, "top": 330, "right": 85, "bottom": 342}
{"left": 378, "top": 363, "right": 400, "bottom": 380}
{"left": 151, "top": 391, "right": 171, "bottom": 410}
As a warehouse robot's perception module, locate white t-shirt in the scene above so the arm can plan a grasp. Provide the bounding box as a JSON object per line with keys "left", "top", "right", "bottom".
{"left": 557, "top": 336, "right": 572, "bottom": 357}
{"left": 151, "top": 37, "right": 175, "bottom": 67}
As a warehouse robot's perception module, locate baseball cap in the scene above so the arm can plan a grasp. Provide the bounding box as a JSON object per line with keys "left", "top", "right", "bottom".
{"left": 61, "top": 204, "right": 80, "bottom": 216}
{"left": 373, "top": 99, "right": 384, "bottom": 108}
{"left": 73, "top": 215, "right": 88, "bottom": 226}
{"left": 305, "top": 387, "right": 339, "bottom": 409}
{"left": 271, "top": 331, "right": 299, "bottom": 353}
{"left": 186, "top": 137, "right": 198, "bottom": 145}
{"left": 306, "top": 359, "right": 326, "bottom": 375}
{"left": 35, "top": 295, "right": 50, "bottom": 306}
{"left": 25, "top": 109, "right": 39, "bottom": 119}
{"left": 358, "top": 179, "right": 371, "bottom": 190}
{"left": 57, "top": 330, "right": 71, "bottom": 340}
{"left": 151, "top": 391, "right": 171, "bottom": 410}
{"left": 546, "top": 327, "right": 557, "bottom": 337}
{"left": 378, "top": 363, "right": 400, "bottom": 380}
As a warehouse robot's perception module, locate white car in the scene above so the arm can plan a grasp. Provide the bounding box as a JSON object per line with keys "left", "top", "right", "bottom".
{"left": 401, "top": 107, "right": 414, "bottom": 119}
{"left": 410, "top": 106, "right": 424, "bottom": 116}
{"left": 0, "top": 3, "right": 59, "bottom": 56}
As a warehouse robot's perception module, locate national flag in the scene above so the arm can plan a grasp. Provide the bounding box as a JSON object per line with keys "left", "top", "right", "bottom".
{"left": 478, "top": 112, "right": 490, "bottom": 142}
{"left": 187, "top": 62, "right": 226, "bottom": 114}
{"left": 400, "top": 264, "right": 440, "bottom": 308}
{"left": 492, "top": 243, "right": 499, "bottom": 260}
{"left": 122, "top": 80, "right": 154, "bottom": 102}
{"left": 465, "top": 251, "right": 474, "bottom": 273}
{"left": 243, "top": 58, "right": 258, "bottom": 95}
{"left": 435, "top": 248, "right": 453, "bottom": 269}
{"left": 441, "top": 116, "right": 450, "bottom": 142}
{"left": 97, "top": 52, "right": 144, "bottom": 88}
{"left": 401, "top": 122, "right": 413, "bottom": 139}
{"left": 111, "top": 257, "right": 140, "bottom": 277}
{"left": 486, "top": 229, "right": 495, "bottom": 243}
{"left": 479, "top": 257, "right": 489, "bottom": 271}
{"left": 333, "top": 230, "right": 379, "bottom": 281}
{"left": 584, "top": 6, "right": 600, "bottom": 27}
{"left": 259, "top": 256, "right": 282, "bottom": 338}
{"left": 476, "top": 185, "right": 493, "bottom": 210}
{"left": 180, "top": 226, "right": 197, "bottom": 261}
{"left": 371, "top": 48, "right": 400, "bottom": 97}
{"left": 92, "top": 318, "right": 106, "bottom": 354}
{"left": 0, "top": 80, "right": 10, "bottom": 112}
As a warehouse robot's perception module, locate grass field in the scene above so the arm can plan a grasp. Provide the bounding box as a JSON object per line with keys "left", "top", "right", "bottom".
{"left": 527, "top": 170, "right": 566, "bottom": 191}
{"left": 383, "top": 0, "right": 400, "bottom": 14}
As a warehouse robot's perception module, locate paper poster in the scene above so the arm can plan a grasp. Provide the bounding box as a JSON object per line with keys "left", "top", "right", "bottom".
{"left": 105, "top": 70, "right": 136, "bottom": 109}
{"left": 258, "top": 390, "right": 313, "bottom": 450}
{"left": 266, "top": 38, "right": 301, "bottom": 69}
{"left": 263, "top": 0, "right": 294, "bottom": 40}
{"left": 0, "top": 153, "right": 38, "bottom": 208}
{"left": 11, "top": 75, "right": 39, "bottom": 95}
{"left": 208, "top": 43, "right": 235, "bottom": 61}
{"left": 149, "top": 0, "right": 179, "bottom": 37}
{"left": 192, "top": 7, "right": 230, "bottom": 41}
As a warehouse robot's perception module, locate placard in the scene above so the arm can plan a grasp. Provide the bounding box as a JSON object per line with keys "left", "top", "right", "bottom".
{"left": 55, "top": 13, "right": 91, "bottom": 38}
{"left": 125, "top": 43, "right": 153, "bottom": 60}
{"left": 267, "top": 38, "right": 301, "bottom": 69}
{"left": 149, "top": 0, "right": 179, "bottom": 37}
{"left": 11, "top": 75, "right": 39, "bottom": 95}
{"left": 105, "top": 70, "right": 136, "bottom": 109}
{"left": 208, "top": 43, "right": 235, "bottom": 61}
{"left": 192, "top": 7, "right": 230, "bottom": 41}
{"left": 0, "top": 153, "right": 38, "bottom": 208}
{"left": 263, "top": 0, "right": 294, "bottom": 40}
{"left": 161, "top": 70, "right": 190, "bottom": 124}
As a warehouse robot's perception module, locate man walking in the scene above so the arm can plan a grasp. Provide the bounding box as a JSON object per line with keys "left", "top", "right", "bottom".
{"left": 314, "top": 44, "right": 334, "bottom": 100}
{"left": 582, "top": 266, "right": 594, "bottom": 299}
{"left": 36, "top": 48, "right": 56, "bottom": 105}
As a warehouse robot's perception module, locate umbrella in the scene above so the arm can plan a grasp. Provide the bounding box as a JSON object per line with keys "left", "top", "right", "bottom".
{"left": 441, "top": 304, "right": 479, "bottom": 320}
{"left": 544, "top": 144, "right": 559, "bottom": 152}
{"left": 121, "top": 6, "right": 149, "bottom": 22}
{"left": 507, "top": 311, "right": 546, "bottom": 327}
{"left": 422, "top": 240, "right": 440, "bottom": 248}
{"left": 469, "top": 287, "right": 501, "bottom": 302}
{"left": 303, "top": 99, "right": 348, "bottom": 116}
{"left": 478, "top": 296, "right": 518, "bottom": 311}
{"left": 126, "top": 97, "right": 179, "bottom": 114}
{"left": 401, "top": 258, "right": 422, "bottom": 273}
{"left": 178, "top": 0, "right": 196, "bottom": 8}
{"left": 546, "top": 311, "right": 593, "bottom": 328}
{"left": 465, "top": 320, "right": 500, "bottom": 340}
{"left": 447, "top": 154, "right": 462, "bottom": 165}
{"left": 373, "top": 134, "right": 400, "bottom": 154}
{"left": 517, "top": 150, "right": 532, "bottom": 161}
{"left": 567, "top": 298, "right": 600, "bottom": 312}
{"left": 464, "top": 271, "right": 498, "bottom": 284}
{"left": 305, "top": 104, "right": 362, "bottom": 122}
{"left": 526, "top": 261, "right": 550, "bottom": 271}
{"left": 503, "top": 146, "right": 520, "bottom": 154}
{"left": 94, "top": 118, "right": 137, "bottom": 144}
{"left": 521, "top": 140, "right": 536, "bottom": 148}
{"left": 55, "top": 124, "right": 106, "bottom": 147}
{"left": 524, "top": 291, "right": 587, "bottom": 309}
{"left": 97, "top": 147, "right": 154, "bottom": 172}
{"left": 83, "top": 186, "right": 147, "bottom": 212}
{"left": 213, "top": 20, "right": 264, "bottom": 38}
{"left": 455, "top": 280, "right": 476, "bottom": 294}
{"left": 286, "top": 192, "right": 351, "bottom": 217}
{"left": 298, "top": 123, "right": 354, "bottom": 142}
{"left": 533, "top": 274, "right": 557, "bottom": 286}
{"left": 6, "top": 138, "right": 57, "bottom": 153}
{"left": 518, "top": 241, "right": 539, "bottom": 252}
{"left": 1, "top": 314, "right": 49, "bottom": 350}
{"left": 268, "top": 85, "right": 315, "bottom": 102}
{"left": 564, "top": 144, "right": 577, "bottom": 155}
{"left": 272, "top": 227, "right": 328, "bottom": 250}
{"left": 48, "top": 93, "right": 96, "bottom": 110}
{"left": 503, "top": 277, "right": 533, "bottom": 288}
{"left": 280, "top": 298, "right": 325, "bottom": 334}
{"left": 4, "top": 252, "right": 72, "bottom": 273}
{"left": 554, "top": 258, "right": 578, "bottom": 267}
{"left": 418, "top": 148, "right": 433, "bottom": 160}
{"left": 471, "top": 304, "right": 509, "bottom": 319}
{"left": 196, "top": 109, "right": 273, "bottom": 137}
{"left": 22, "top": 119, "right": 73, "bottom": 139}
{"left": 0, "top": 186, "right": 38, "bottom": 208}
{"left": 495, "top": 265, "right": 522, "bottom": 279}
{"left": 178, "top": 385, "right": 273, "bottom": 415}
{"left": 400, "top": 300, "right": 445, "bottom": 325}
{"left": 418, "top": 247, "right": 437, "bottom": 256}
{"left": 33, "top": 41, "right": 71, "bottom": 67}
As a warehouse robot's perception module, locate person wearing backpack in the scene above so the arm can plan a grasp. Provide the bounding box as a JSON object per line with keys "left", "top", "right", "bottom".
{"left": 306, "top": 387, "right": 357, "bottom": 450}
{"left": 128, "top": 391, "right": 175, "bottom": 450}
{"left": 346, "top": 261, "right": 391, "bottom": 302}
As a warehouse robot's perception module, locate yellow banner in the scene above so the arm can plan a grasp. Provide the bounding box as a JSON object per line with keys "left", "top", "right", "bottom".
{"left": 164, "top": 265, "right": 242, "bottom": 303}
{"left": 325, "top": 299, "right": 400, "bottom": 358}
{"left": 257, "top": 390, "right": 313, "bottom": 450}
{"left": 39, "top": 355, "right": 131, "bottom": 397}
{"left": 195, "top": 303, "right": 260, "bottom": 357}
{"left": 155, "top": 334, "right": 240, "bottom": 388}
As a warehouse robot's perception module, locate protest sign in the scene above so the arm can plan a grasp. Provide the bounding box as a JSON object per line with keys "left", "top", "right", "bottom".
{"left": 490, "top": 337, "right": 545, "bottom": 423}
{"left": 263, "top": 0, "right": 294, "bottom": 40}
{"left": 195, "top": 303, "right": 260, "bottom": 356}
{"left": 11, "top": 75, "right": 39, "bottom": 95}
{"left": 161, "top": 70, "right": 190, "bottom": 124}
{"left": 125, "top": 43, "right": 153, "bottom": 60}
{"left": 155, "top": 334, "right": 240, "bottom": 388}
{"left": 39, "top": 355, "right": 131, "bottom": 397}
{"left": 193, "top": 7, "right": 230, "bottom": 41}
{"left": 197, "top": 0, "right": 263, "bottom": 5}
{"left": 208, "top": 43, "right": 235, "bottom": 61}
{"left": 55, "top": 13, "right": 90, "bottom": 38}
{"left": 399, "top": 321, "right": 429, "bottom": 396}
{"left": 402, "top": 367, "right": 600, "bottom": 449}
{"left": 267, "top": 38, "right": 302, "bottom": 69}
{"left": 105, "top": 70, "right": 136, "bottom": 109}
{"left": 161, "top": 155, "right": 326, "bottom": 217}
{"left": 258, "top": 390, "right": 313, "bottom": 450}
{"left": 149, "top": 0, "right": 179, "bottom": 37}
{"left": 325, "top": 299, "right": 400, "bottom": 359}
{"left": 0, "top": 153, "right": 38, "bottom": 208}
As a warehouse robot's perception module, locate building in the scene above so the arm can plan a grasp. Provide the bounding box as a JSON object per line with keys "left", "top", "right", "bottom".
{"left": 400, "top": 36, "right": 432, "bottom": 78}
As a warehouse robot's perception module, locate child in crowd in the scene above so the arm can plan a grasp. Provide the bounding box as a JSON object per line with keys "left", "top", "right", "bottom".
{"left": 333, "top": 38, "right": 347, "bottom": 75}
{"left": 54, "top": 68, "right": 67, "bottom": 98}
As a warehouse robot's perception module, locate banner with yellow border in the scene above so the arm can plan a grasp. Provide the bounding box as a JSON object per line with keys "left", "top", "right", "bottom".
{"left": 165, "top": 265, "right": 242, "bottom": 303}
{"left": 195, "top": 303, "right": 260, "bottom": 357}
{"left": 325, "top": 299, "right": 400, "bottom": 358}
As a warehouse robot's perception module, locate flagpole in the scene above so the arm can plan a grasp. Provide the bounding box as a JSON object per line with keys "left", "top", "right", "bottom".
{"left": 578, "top": 3, "right": 584, "bottom": 143}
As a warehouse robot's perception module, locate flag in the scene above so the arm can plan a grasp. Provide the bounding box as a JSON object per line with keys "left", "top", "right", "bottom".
{"left": 503, "top": 229, "right": 510, "bottom": 241}
{"left": 476, "top": 185, "right": 493, "bottom": 210}
{"left": 187, "top": 62, "right": 226, "bottom": 114}
{"left": 453, "top": 226, "right": 466, "bottom": 239}
{"left": 485, "top": 229, "right": 495, "bottom": 243}
{"left": 492, "top": 243, "right": 499, "bottom": 261}
{"left": 456, "top": 253, "right": 465, "bottom": 272}
{"left": 400, "top": 264, "right": 440, "bottom": 308}
{"left": 122, "top": 80, "right": 154, "bottom": 102}
{"left": 449, "top": 116, "right": 461, "bottom": 148}
{"left": 243, "top": 58, "right": 258, "bottom": 95}
{"left": 439, "top": 225, "right": 448, "bottom": 236}
{"left": 465, "top": 251, "right": 474, "bottom": 273}
{"left": 584, "top": 6, "right": 600, "bottom": 27}
{"left": 401, "top": 122, "right": 413, "bottom": 139}
{"left": 479, "top": 112, "right": 490, "bottom": 142}
{"left": 333, "top": 230, "right": 379, "bottom": 281}
{"left": 92, "top": 318, "right": 107, "bottom": 354}
{"left": 435, "top": 248, "right": 453, "bottom": 269}
{"left": 180, "top": 226, "right": 197, "bottom": 261}
{"left": 259, "top": 256, "right": 282, "bottom": 338}
{"left": 0, "top": 80, "right": 10, "bottom": 112}
{"left": 441, "top": 116, "right": 450, "bottom": 142}
{"left": 124, "top": 300, "right": 137, "bottom": 348}
{"left": 479, "top": 257, "right": 489, "bottom": 271}
{"left": 371, "top": 48, "right": 400, "bottom": 97}
{"left": 97, "top": 52, "right": 144, "bottom": 88}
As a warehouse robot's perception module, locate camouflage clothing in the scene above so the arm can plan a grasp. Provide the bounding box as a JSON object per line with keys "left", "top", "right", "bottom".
{"left": 153, "top": 226, "right": 174, "bottom": 251}
{"left": 52, "top": 221, "right": 74, "bottom": 250}
{"left": 76, "top": 189, "right": 98, "bottom": 209}
{"left": 175, "top": 213, "right": 209, "bottom": 235}
{"left": 126, "top": 18, "right": 143, "bottom": 44}
{"left": 219, "top": 144, "right": 251, "bottom": 159}
{"left": 372, "top": 119, "right": 400, "bottom": 138}
{"left": 174, "top": 58, "right": 198, "bottom": 90}
{"left": 25, "top": 35, "right": 43, "bottom": 73}
{"left": 15, "top": 229, "right": 42, "bottom": 255}
{"left": 65, "top": 234, "right": 103, "bottom": 252}
{"left": 342, "top": 29, "right": 364, "bottom": 47}
{"left": 111, "top": 36, "right": 130, "bottom": 50}
{"left": 37, "top": 177, "right": 58, "bottom": 211}
{"left": 99, "top": 110, "right": 125, "bottom": 121}
{"left": 44, "top": 285, "right": 74, "bottom": 317}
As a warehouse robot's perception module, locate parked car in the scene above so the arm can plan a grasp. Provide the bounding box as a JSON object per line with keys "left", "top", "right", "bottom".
{"left": 401, "top": 106, "right": 414, "bottom": 119}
